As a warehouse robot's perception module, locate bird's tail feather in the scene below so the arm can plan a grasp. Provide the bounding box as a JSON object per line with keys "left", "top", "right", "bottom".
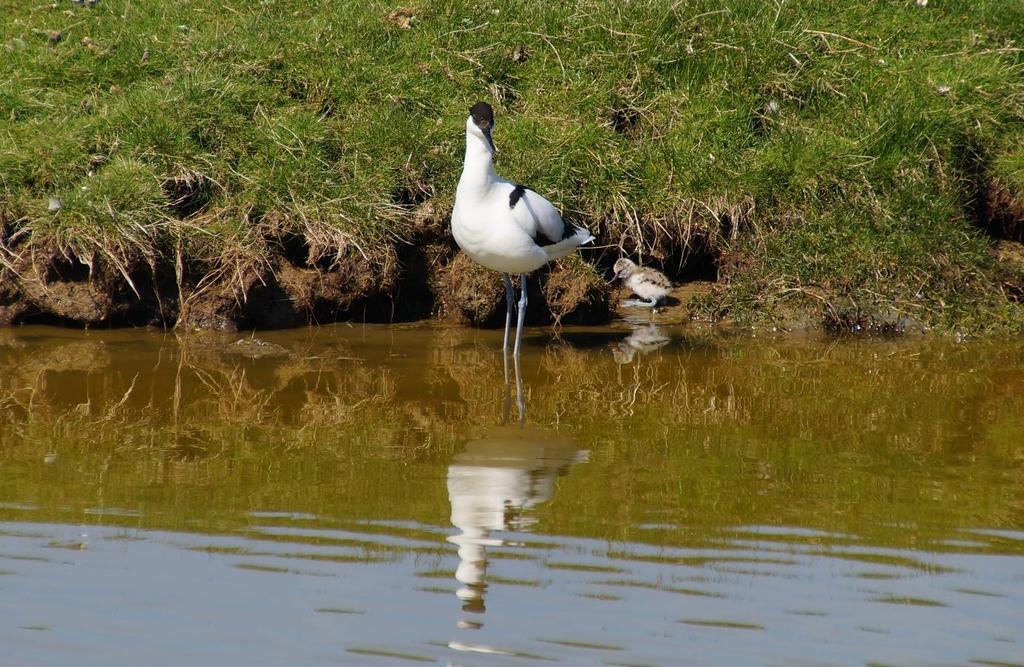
{"left": 576, "top": 226, "right": 595, "bottom": 245}
{"left": 543, "top": 227, "right": 595, "bottom": 259}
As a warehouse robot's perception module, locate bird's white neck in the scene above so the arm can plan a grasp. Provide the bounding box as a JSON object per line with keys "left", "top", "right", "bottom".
{"left": 458, "top": 132, "right": 498, "bottom": 195}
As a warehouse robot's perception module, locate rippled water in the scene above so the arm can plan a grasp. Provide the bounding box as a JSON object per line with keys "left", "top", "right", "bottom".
{"left": 0, "top": 324, "right": 1022, "bottom": 666}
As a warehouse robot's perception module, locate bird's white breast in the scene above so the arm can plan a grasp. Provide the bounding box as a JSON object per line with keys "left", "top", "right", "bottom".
{"left": 452, "top": 188, "right": 549, "bottom": 274}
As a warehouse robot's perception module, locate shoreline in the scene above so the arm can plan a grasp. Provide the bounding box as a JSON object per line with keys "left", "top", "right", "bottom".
{"left": 0, "top": 269, "right": 994, "bottom": 340}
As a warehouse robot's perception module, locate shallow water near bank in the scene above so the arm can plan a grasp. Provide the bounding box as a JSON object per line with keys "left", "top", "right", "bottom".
{"left": 0, "top": 324, "right": 1023, "bottom": 666}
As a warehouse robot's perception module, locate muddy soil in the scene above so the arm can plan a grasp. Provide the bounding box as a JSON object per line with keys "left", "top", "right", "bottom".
{"left": 0, "top": 237, "right": 619, "bottom": 331}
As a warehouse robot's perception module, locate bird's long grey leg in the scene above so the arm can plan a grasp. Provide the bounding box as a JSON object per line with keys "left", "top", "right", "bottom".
{"left": 501, "top": 356, "right": 512, "bottom": 423}
{"left": 502, "top": 273, "right": 515, "bottom": 351}
{"left": 513, "top": 350, "right": 525, "bottom": 425}
{"left": 513, "top": 273, "right": 528, "bottom": 357}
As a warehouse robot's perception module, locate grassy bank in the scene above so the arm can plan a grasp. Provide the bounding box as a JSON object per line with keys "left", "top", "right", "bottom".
{"left": 1, "top": 0, "right": 1023, "bottom": 331}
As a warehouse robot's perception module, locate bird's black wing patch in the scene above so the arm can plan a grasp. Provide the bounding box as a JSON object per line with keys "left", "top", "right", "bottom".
{"left": 509, "top": 184, "right": 527, "bottom": 209}
{"left": 532, "top": 219, "right": 580, "bottom": 247}
{"left": 533, "top": 230, "right": 556, "bottom": 246}
{"left": 512, "top": 183, "right": 582, "bottom": 247}
{"left": 560, "top": 222, "right": 579, "bottom": 240}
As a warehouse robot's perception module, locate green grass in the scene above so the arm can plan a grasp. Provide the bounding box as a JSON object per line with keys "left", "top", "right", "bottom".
{"left": 1, "top": 0, "right": 1023, "bottom": 330}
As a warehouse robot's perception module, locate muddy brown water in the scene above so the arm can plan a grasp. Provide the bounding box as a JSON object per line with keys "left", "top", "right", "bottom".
{"left": 1, "top": 324, "right": 1023, "bottom": 666}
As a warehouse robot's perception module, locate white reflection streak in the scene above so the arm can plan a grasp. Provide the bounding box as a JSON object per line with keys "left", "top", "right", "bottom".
{"left": 446, "top": 360, "right": 588, "bottom": 651}
{"left": 446, "top": 428, "right": 586, "bottom": 615}
{"left": 611, "top": 324, "right": 670, "bottom": 365}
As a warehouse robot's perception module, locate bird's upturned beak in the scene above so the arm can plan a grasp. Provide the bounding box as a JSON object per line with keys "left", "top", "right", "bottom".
{"left": 483, "top": 126, "right": 496, "bottom": 153}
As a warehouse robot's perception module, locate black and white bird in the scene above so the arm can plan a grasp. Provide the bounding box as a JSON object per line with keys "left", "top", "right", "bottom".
{"left": 613, "top": 258, "right": 672, "bottom": 307}
{"left": 451, "top": 102, "right": 594, "bottom": 356}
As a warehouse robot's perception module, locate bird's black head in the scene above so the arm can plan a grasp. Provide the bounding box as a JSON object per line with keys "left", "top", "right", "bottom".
{"left": 468, "top": 101, "right": 496, "bottom": 152}
{"left": 469, "top": 101, "right": 494, "bottom": 130}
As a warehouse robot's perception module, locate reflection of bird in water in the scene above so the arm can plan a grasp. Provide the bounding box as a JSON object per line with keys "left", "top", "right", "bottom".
{"left": 613, "top": 258, "right": 673, "bottom": 308}
{"left": 612, "top": 324, "right": 671, "bottom": 364}
{"left": 446, "top": 426, "right": 588, "bottom": 624}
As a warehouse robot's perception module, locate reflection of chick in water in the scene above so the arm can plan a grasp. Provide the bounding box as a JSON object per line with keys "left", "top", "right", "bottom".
{"left": 612, "top": 324, "right": 671, "bottom": 364}
{"left": 447, "top": 426, "right": 588, "bottom": 619}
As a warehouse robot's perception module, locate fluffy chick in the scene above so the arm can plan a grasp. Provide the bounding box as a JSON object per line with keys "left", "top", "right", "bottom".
{"left": 613, "top": 258, "right": 672, "bottom": 307}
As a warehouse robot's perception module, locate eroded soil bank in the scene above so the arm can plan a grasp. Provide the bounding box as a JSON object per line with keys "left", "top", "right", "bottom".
{"left": 2, "top": 217, "right": 1023, "bottom": 334}
{"left": 0, "top": 221, "right": 623, "bottom": 331}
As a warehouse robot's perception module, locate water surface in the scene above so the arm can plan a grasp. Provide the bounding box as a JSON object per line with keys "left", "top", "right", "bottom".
{"left": 1, "top": 324, "right": 1022, "bottom": 666}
